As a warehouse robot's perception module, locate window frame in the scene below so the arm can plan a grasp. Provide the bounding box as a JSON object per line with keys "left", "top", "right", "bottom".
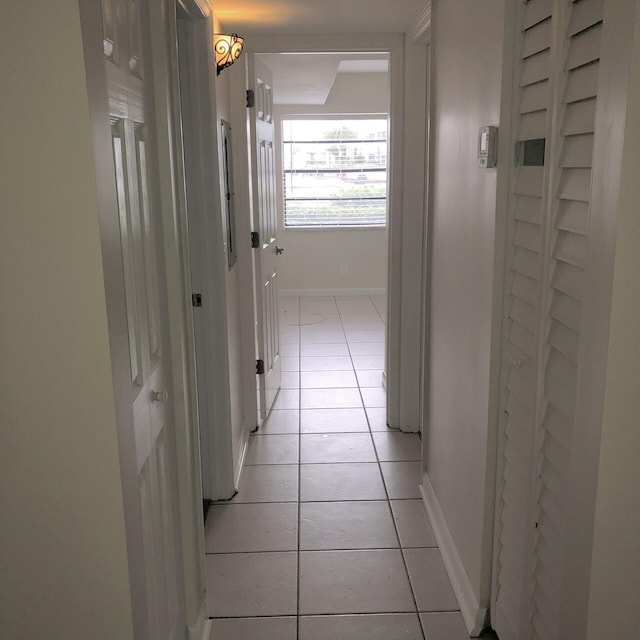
{"left": 280, "top": 114, "right": 389, "bottom": 230}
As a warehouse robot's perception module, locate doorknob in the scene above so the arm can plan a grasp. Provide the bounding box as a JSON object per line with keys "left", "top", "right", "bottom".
{"left": 152, "top": 390, "right": 169, "bottom": 402}
{"left": 275, "top": 245, "right": 285, "bottom": 255}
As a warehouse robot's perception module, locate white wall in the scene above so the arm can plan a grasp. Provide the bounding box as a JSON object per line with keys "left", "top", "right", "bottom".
{"left": 423, "top": 0, "right": 505, "bottom": 619}
{"left": 215, "top": 57, "right": 251, "bottom": 472}
{"left": 273, "top": 72, "right": 389, "bottom": 292}
{"left": 0, "top": 3, "right": 134, "bottom": 638}
{"left": 587, "top": 9, "right": 640, "bottom": 636}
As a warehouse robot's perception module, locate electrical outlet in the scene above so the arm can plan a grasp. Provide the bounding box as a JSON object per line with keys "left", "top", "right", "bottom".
{"left": 340, "top": 265, "right": 348, "bottom": 277}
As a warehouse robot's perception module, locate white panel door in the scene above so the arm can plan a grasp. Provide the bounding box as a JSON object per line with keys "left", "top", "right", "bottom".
{"left": 249, "top": 56, "right": 282, "bottom": 419}
{"left": 101, "top": 0, "right": 185, "bottom": 638}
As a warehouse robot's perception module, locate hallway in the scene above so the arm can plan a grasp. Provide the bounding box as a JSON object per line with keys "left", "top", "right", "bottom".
{"left": 204, "top": 295, "right": 469, "bottom": 639}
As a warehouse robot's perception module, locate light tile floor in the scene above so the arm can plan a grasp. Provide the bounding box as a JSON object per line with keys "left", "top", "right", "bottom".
{"left": 205, "top": 295, "right": 475, "bottom": 639}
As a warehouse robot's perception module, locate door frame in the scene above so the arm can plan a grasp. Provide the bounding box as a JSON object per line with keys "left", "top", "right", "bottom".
{"left": 79, "top": 0, "right": 212, "bottom": 638}
{"left": 228, "top": 32, "right": 426, "bottom": 433}
{"left": 175, "top": 0, "right": 237, "bottom": 502}
{"left": 416, "top": 17, "right": 432, "bottom": 439}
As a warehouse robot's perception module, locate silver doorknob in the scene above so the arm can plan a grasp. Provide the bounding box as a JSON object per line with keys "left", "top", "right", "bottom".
{"left": 275, "top": 245, "right": 285, "bottom": 255}
{"left": 509, "top": 358, "right": 523, "bottom": 368}
{"left": 152, "top": 390, "right": 169, "bottom": 402}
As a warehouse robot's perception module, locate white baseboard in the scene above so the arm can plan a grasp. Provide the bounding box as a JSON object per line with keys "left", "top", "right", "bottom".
{"left": 234, "top": 429, "right": 250, "bottom": 491}
{"left": 280, "top": 287, "right": 386, "bottom": 297}
{"left": 420, "top": 474, "right": 488, "bottom": 637}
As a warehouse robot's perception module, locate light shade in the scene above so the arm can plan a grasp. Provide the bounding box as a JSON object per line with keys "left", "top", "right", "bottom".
{"left": 215, "top": 33, "right": 244, "bottom": 75}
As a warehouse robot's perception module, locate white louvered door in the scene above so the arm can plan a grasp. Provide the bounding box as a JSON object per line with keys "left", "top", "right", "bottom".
{"left": 531, "top": 1, "right": 603, "bottom": 638}
{"left": 494, "top": 3, "right": 555, "bottom": 638}
{"left": 493, "top": 1, "right": 604, "bottom": 639}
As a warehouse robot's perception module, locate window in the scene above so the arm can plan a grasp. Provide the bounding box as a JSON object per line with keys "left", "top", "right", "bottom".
{"left": 282, "top": 118, "right": 388, "bottom": 228}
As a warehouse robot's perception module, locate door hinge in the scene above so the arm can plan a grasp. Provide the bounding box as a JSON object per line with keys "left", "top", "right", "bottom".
{"left": 256, "top": 359, "right": 265, "bottom": 375}
{"left": 251, "top": 231, "right": 260, "bottom": 248}
{"left": 246, "top": 89, "right": 255, "bottom": 108}
{"left": 192, "top": 293, "right": 203, "bottom": 307}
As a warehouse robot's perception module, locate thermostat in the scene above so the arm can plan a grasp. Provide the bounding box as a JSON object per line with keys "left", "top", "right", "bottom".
{"left": 478, "top": 126, "right": 498, "bottom": 168}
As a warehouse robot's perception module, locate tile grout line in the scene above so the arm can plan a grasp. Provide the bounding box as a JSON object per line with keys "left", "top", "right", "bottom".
{"left": 295, "top": 295, "right": 301, "bottom": 640}
{"left": 331, "top": 300, "right": 411, "bottom": 629}
{"left": 210, "top": 296, "right": 446, "bottom": 634}
{"left": 355, "top": 296, "right": 427, "bottom": 640}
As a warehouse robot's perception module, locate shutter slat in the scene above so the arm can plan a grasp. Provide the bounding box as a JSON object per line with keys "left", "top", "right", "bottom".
{"left": 558, "top": 167, "right": 591, "bottom": 202}
{"left": 511, "top": 272, "right": 538, "bottom": 306}
{"left": 562, "top": 98, "right": 597, "bottom": 135}
{"left": 519, "top": 110, "right": 548, "bottom": 140}
{"left": 533, "top": 596, "right": 557, "bottom": 640}
{"left": 564, "top": 61, "right": 600, "bottom": 103}
{"left": 566, "top": 23, "right": 602, "bottom": 70}
{"left": 506, "top": 393, "right": 531, "bottom": 425}
{"left": 542, "top": 428, "right": 571, "bottom": 479}
{"left": 515, "top": 195, "right": 543, "bottom": 223}
{"left": 514, "top": 221, "right": 541, "bottom": 252}
{"left": 536, "top": 511, "right": 563, "bottom": 562}
{"left": 546, "top": 347, "right": 578, "bottom": 393}
{"left": 556, "top": 199, "right": 589, "bottom": 234}
{"left": 568, "top": 0, "right": 604, "bottom": 36}
{"left": 504, "top": 442, "right": 531, "bottom": 490}
{"left": 509, "top": 322, "right": 536, "bottom": 358}
{"left": 503, "top": 471, "right": 529, "bottom": 515}
{"left": 505, "top": 410, "right": 533, "bottom": 457}
{"left": 507, "top": 366, "right": 537, "bottom": 408}
{"left": 543, "top": 405, "right": 574, "bottom": 453}
{"left": 535, "top": 538, "right": 563, "bottom": 597}
{"left": 551, "top": 261, "right": 584, "bottom": 300}
{"left": 523, "top": 17, "right": 553, "bottom": 57}
{"left": 513, "top": 247, "right": 540, "bottom": 280}
{"left": 548, "top": 320, "right": 580, "bottom": 364}
{"left": 533, "top": 556, "right": 561, "bottom": 622}
{"left": 545, "top": 371, "right": 577, "bottom": 420}
{"left": 516, "top": 166, "right": 545, "bottom": 197}
{"left": 535, "top": 532, "right": 563, "bottom": 582}
{"left": 522, "top": 49, "right": 552, "bottom": 86}
{"left": 553, "top": 230, "right": 588, "bottom": 268}
{"left": 560, "top": 133, "right": 594, "bottom": 168}
{"left": 521, "top": 80, "right": 550, "bottom": 114}
{"left": 549, "top": 289, "right": 581, "bottom": 332}
{"left": 538, "top": 479, "right": 566, "bottom": 540}
{"left": 523, "top": 0, "right": 553, "bottom": 30}
{"left": 511, "top": 297, "right": 537, "bottom": 333}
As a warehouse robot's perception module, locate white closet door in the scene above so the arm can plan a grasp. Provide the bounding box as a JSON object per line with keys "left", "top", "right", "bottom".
{"left": 494, "top": 1, "right": 605, "bottom": 639}
{"left": 532, "top": 2, "right": 603, "bottom": 638}
{"left": 494, "top": 3, "right": 554, "bottom": 639}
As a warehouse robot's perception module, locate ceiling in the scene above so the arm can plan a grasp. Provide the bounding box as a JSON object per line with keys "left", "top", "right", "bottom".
{"left": 214, "top": 0, "right": 427, "bottom": 36}
{"left": 258, "top": 53, "right": 389, "bottom": 105}
{"left": 215, "top": 0, "right": 420, "bottom": 105}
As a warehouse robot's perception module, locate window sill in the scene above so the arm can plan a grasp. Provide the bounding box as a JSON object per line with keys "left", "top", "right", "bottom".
{"left": 282, "top": 225, "right": 387, "bottom": 231}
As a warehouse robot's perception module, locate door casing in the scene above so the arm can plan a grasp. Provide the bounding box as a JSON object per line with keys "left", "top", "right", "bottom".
{"left": 227, "top": 33, "right": 423, "bottom": 435}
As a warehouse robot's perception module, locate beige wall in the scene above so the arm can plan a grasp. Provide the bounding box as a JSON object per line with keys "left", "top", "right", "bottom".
{"left": 0, "top": 3, "right": 133, "bottom": 638}
{"left": 273, "top": 72, "right": 389, "bottom": 292}
{"left": 425, "top": 0, "right": 505, "bottom": 606}
{"left": 587, "top": 9, "right": 640, "bottom": 636}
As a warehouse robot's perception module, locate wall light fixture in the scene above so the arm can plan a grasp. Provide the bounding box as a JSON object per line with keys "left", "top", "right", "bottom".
{"left": 214, "top": 33, "right": 244, "bottom": 75}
